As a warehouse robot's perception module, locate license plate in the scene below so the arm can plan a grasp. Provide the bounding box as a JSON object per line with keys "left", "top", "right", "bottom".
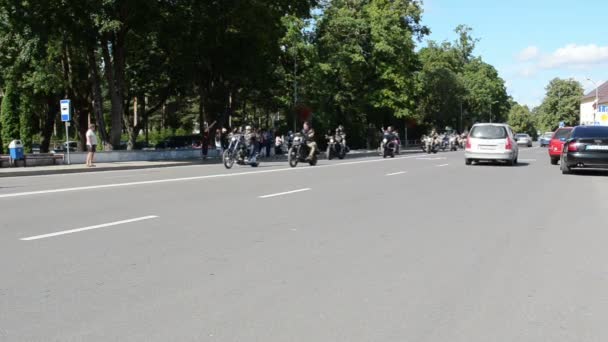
{"left": 479, "top": 145, "right": 496, "bottom": 150}
{"left": 586, "top": 145, "right": 608, "bottom": 151}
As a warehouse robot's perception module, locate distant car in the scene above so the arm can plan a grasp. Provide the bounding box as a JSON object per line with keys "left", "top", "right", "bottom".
{"left": 155, "top": 135, "right": 201, "bottom": 150}
{"left": 514, "top": 133, "right": 533, "bottom": 147}
{"left": 52, "top": 141, "right": 78, "bottom": 153}
{"left": 465, "top": 123, "right": 519, "bottom": 166}
{"left": 538, "top": 132, "right": 553, "bottom": 147}
{"left": 561, "top": 126, "right": 608, "bottom": 174}
{"left": 548, "top": 127, "right": 573, "bottom": 165}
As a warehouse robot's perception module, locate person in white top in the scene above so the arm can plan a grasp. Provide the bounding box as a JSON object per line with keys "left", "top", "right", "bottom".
{"left": 86, "top": 124, "right": 98, "bottom": 167}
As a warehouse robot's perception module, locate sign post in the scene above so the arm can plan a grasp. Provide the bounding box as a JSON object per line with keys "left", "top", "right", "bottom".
{"left": 60, "top": 99, "right": 71, "bottom": 165}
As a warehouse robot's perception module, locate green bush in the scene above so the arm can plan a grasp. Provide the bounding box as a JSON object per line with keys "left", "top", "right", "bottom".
{"left": 1, "top": 83, "right": 20, "bottom": 153}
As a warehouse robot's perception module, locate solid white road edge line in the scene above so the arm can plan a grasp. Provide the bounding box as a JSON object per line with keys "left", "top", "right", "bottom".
{"left": 20, "top": 216, "right": 159, "bottom": 241}
{"left": 259, "top": 188, "right": 311, "bottom": 199}
{"left": 436, "top": 164, "right": 449, "bottom": 167}
{"left": 0, "top": 154, "right": 426, "bottom": 199}
{"left": 386, "top": 171, "right": 407, "bottom": 176}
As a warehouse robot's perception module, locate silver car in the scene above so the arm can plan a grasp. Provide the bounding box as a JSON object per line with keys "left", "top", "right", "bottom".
{"left": 465, "top": 123, "right": 519, "bottom": 166}
{"left": 514, "top": 133, "right": 533, "bottom": 147}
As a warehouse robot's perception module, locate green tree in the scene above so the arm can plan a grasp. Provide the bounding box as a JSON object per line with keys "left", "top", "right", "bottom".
{"left": 508, "top": 103, "right": 536, "bottom": 137}
{"left": 312, "top": 0, "right": 428, "bottom": 146}
{"left": 416, "top": 41, "right": 466, "bottom": 130}
{"left": 536, "top": 78, "right": 583, "bottom": 131}
{"left": 1, "top": 82, "right": 20, "bottom": 150}
{"left": 461, "top": 58, "right": 510, "bottom": 125}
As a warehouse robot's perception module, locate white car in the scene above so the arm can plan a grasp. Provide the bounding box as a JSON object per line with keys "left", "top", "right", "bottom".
{"left": 514, "top": 133, "right": 533, "bottom": 147}
{"left": 465, "top": 123, "right": 519, "bottom": 166}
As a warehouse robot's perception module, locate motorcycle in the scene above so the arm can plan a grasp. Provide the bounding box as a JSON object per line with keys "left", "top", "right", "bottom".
{"left": 381, "top": 133, "right": 398, "bottom": 158}
{"left": 326, "top": 134, "right": 348, "bottom": 160}
{"left": 458, "top": 134, "right": 467, "bottom": 149}
{"left": 439, "top": 134, "right": 449, "bottom": 152}
{"left": 425, "top": 136, "right": 438, "bottom": 154}
{"left": 421, "top": 135, "right": 428, "bottom": 152}
{"left": 449, "top": 135, "right": 458, "bottom": 151}
{"left": 288, "top": 133, "right": 318, "bottom": 167}
{"left": 222, "top": 133, "right": 259, "bottom": 169}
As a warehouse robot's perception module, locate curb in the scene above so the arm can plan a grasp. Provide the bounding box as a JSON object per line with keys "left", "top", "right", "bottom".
{"left": 0, "top": 149, "right": 424, "bottom": 178}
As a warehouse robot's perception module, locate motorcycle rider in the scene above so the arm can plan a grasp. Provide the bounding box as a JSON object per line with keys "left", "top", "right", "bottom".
{"left": 336, "top": 125, "right": 346, "bottom": 146}
{"left": 332, "top": 124, "right": 348, "bottom": 154}
{"left": 244, "top": 125, "right": 259, "bottom": 163}
{"left": 302, "top": 121, "right": 317, "bottom": 160}
{"left": 381, "top": 126, "right": 396, "bottom": 151}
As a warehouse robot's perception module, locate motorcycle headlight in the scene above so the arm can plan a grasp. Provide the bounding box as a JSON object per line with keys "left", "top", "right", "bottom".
{"left": 231, "top": 137, "right": 237, "bottom": 142}
{"left": 383, "top": 138, "right": 388, "bottom": 144}
{"left": 330, "top": 138, "right": 335, "bottom": 143}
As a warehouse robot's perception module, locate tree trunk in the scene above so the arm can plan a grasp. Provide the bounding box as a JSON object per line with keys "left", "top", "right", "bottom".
{"left": 101, "top": 36, "right": 124, "bottom": 150}
{"left": 40, "top": 98, "right": 57, "bottom": 153}
{"left": 87, "top": 44, "right": 109, "bottom": 146}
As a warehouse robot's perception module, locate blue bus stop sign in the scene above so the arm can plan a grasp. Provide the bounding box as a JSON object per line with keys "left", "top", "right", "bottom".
{"left": 60, "top": 99, "right": 71, "bottom": 122}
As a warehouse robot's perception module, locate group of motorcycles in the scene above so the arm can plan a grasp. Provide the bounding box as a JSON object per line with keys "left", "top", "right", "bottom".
{"left": 222, "top": 130, "right": 349, "bottom": 169}
{"left": 421, "top": 133, "right": 467, "bottom": 154}
{"left": 222, "top": 127, "right": 464, "bottom": 169}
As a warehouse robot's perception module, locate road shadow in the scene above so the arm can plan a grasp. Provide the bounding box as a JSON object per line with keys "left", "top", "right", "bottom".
{"left": 567, "top": 170, "right": 608, "bottom": 177}
{"left": 471, "top": 161, "right": 530, "bottom": 168}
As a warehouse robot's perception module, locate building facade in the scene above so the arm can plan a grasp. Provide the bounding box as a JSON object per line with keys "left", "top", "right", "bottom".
{"left": 580, "top": 81, "right": 608, "bottom": 126}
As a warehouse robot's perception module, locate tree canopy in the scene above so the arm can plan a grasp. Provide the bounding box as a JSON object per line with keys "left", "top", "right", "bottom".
{"left": 536, "top": 78, "right": 584, "bottom": 132}
{"left": 0, "top": 0, "right": 521, "bottom": 152}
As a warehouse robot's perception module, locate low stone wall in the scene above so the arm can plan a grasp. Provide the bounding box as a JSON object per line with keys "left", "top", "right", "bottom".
{"left": 66, "top": 149, "right": 219, "bottom": 165}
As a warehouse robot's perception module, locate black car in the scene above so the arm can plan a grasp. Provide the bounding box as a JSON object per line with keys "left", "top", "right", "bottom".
{"left": 561, "top": 126, "right": 608, "bottom": 174}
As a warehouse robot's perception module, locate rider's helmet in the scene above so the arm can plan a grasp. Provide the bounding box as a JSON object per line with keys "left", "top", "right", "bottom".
{"left": 245, "top": 125, "right": 252, "bottom": 132}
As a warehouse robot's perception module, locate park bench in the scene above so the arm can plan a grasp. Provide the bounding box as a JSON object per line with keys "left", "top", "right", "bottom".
{"left": 24, "top": 153, "right": 65, "bottom": 167}
{"left": 0, "top": 155, "right": 10, "bottom": 167}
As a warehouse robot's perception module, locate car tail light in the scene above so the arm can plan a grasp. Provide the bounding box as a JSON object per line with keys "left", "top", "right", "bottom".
{"left": 505, "top": 138, "right": 513, "bottom": 150}
{"left": 465, "top": 137, "right": 471, "bottom": 149}
{"left": 567, "top": 142, "right": 580, "bottom": 152}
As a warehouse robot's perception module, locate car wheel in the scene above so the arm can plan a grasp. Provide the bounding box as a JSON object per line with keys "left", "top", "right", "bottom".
{"left": 561, "top": 159, "right": 572, "bottom": 174}
{"left": 465, "top": 158, "right": 472, "bottom": 165}
{"left": 550, "top": 157, "right": 559, "bottom": 165}
{"left": 506, "top": 159, "right": 514, "bottom": 166}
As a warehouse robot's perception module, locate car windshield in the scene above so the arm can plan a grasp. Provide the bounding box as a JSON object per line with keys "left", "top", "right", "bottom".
{"left": 553, "top": 128, "right": 572, "bottom": 139}
{"left": 515, "top": 134, "right": 527, "bottom": 138}
{"left": 571, "top": 126, "right": 608, "bottom": 138}
{"left": 543, "top": 133, "right": 553, "bottom": 138}
{"left": 470, "top": 125, "right": 508, "bottom": 139}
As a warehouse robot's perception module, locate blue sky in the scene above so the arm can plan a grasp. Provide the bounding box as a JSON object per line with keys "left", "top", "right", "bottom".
{"left": 421, "top": 0, "right": 608, "bottom": 107}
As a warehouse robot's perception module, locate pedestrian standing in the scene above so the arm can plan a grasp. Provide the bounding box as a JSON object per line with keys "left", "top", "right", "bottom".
{"left": 86, "top": 124, "right": 98, "bottom": 167}
{"left": 214, "top": 128, "right": 222, "bottom": 156}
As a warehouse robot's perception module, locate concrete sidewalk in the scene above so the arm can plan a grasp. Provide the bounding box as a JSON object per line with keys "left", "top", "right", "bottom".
{"left": 0, "top": 148, "right": 422, "bottom": 178}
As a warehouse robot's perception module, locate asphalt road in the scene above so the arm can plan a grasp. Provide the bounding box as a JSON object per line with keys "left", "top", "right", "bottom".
{"left": 2, "top": 146, "right": 608, "bottom": 341}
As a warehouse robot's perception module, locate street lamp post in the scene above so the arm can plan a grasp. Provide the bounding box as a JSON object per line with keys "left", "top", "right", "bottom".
{"left": 586, "top": 78, "right": 599, "bottom": 125}
{"left": 293, "top": 51, "right": 298, "bottom": 132}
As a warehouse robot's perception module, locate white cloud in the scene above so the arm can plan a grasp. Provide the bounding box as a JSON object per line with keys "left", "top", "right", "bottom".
{"left": 540, "top": 44, "right": 608, "bottom": 69}
{"left": 517, "top": 66, "right": 538, "bottom": 78}
{"left": 517, "top": 46, "right": 540, "bottom": 62}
